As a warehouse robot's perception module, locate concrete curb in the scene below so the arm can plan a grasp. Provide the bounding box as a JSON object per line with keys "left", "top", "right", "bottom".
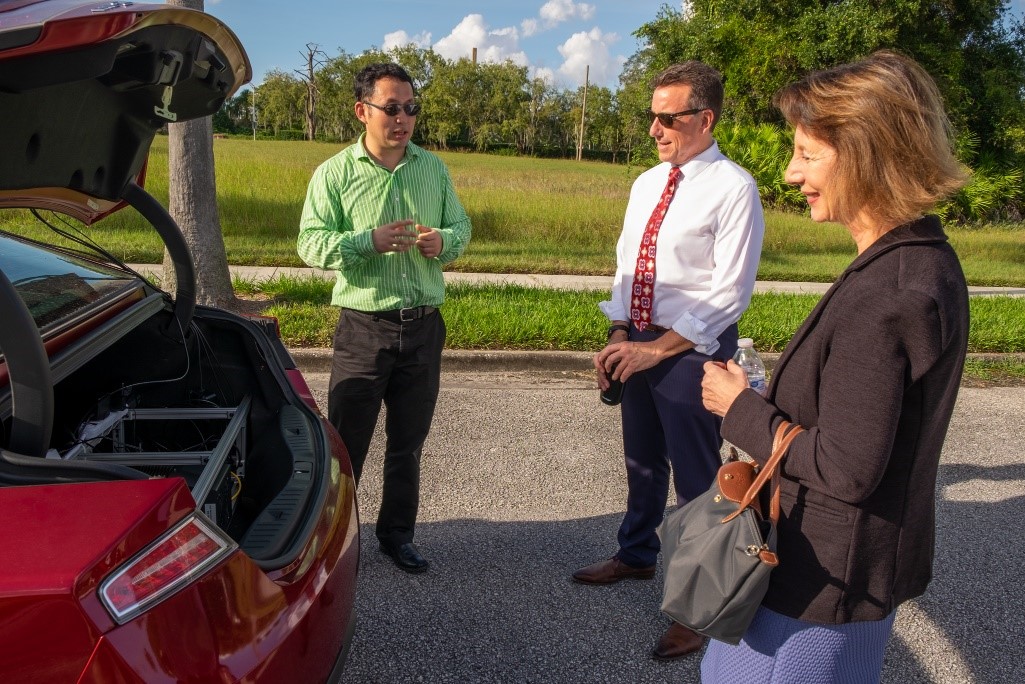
{"left": 288, "top": 348, "right": 599, "bottom": 373}
{"left": 289, "top": 347, "right": 1025, "bottom": 374}
{"left": 290, "top": 348, "right": 796, "bottom": 373}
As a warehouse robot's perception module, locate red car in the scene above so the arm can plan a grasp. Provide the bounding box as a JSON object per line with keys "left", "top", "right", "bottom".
{"left": 0, "top": 2, "right": 359, "bottom": 681}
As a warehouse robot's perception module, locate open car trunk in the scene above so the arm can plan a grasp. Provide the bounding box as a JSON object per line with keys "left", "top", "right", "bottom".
{"left": 0, "top": 262, "right": 331, "bottom": 569}
{"left": 0, "top": 1, "right": 336, "bottom": 573}
{"left": 61, "top": 304, "right": 330, "bottom": 565}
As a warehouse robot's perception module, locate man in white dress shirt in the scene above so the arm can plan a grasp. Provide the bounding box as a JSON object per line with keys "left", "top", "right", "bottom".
{"left": 572, "top": 61, "right": 765, "bottom": 660}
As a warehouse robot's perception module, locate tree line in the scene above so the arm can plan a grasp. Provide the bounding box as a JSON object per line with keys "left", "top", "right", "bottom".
{"left": 215, "top": 45, "right": 636, "bottom": 162}
{"left": 213, "top": 0, "right": 1025, "bottom": 222}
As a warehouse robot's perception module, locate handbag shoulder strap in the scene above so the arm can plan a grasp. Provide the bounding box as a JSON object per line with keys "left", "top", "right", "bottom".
{"left": 721, "top": 421, "right": 803, "bottom": 524}
{"left": 769, "top": 423, "right": 803, "bottom": 524}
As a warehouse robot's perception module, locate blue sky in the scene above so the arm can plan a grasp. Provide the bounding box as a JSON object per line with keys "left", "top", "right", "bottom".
{"left": 205, "top": 0, "right": 669, "bottom": 89}
{"left": 205, "top": 0, "right": 1025, "bottom": 91}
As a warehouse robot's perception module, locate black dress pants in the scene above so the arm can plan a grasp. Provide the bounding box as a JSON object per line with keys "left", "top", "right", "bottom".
{"left": 327, "top": 307, "right": 445, "bottom": 545}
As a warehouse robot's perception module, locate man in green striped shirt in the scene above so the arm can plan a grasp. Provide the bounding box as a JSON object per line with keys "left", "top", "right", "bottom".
{"left": 298, "top": 63, "right": 471, "bottom": 574}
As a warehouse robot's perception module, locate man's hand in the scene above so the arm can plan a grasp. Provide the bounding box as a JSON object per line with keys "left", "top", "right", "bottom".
{"left": 415, "top": 224, "right": 444, "bottom": 259}
{"left": 595, "top": 328, "right": 695, "bottom": 386}
{"left": 372, "top": 219, "right": 417, "bottom": 253}
{"left": 596, "top": 340, "right": 664, "bottom": 384}
{"left": 593, "top": 328, "right": 628, "bottom": 390}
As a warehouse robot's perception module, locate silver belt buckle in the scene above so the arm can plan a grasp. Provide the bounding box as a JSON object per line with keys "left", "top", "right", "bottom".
{"left": 399, "top": 307, "right": 417, "bottom": 322}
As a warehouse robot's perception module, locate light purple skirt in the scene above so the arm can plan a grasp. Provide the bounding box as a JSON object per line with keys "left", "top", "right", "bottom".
{"left": 701, "top": 605, "right": 896, "bottom": 684}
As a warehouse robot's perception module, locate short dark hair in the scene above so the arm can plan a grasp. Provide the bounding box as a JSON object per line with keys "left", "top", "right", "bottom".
{"left": 354, "top": 63, "right": 415, "bottom": 102}
{"left": 652, "top": 62, "right": 724, "bottom": 128}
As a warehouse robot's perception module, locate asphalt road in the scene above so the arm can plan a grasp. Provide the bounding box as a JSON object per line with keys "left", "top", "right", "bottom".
{"left": 298, "top": 361, "right": 1025, "bottom": 684}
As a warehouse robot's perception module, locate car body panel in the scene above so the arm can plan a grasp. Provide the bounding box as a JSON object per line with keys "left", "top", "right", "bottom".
{"left": 0, "top": 478, "right": 193, "bottom": 681}
{"left": 0, "top": 308, "right": 360, "bottom": 681}
{"left": 94, "top": 464, "right": 358, "bottom": 682}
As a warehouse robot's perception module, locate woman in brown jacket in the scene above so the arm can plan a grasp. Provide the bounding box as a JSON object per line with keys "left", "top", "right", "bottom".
{"left": 699, "top": 51, "right": 970, "bottom": 683}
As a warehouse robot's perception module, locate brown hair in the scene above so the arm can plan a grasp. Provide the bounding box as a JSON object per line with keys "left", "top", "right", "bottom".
{"left": 774, "top": 50, "right": 967, "bottom": 227}
{"left": 653, "top": 62, "right": 724, "bottom": 129}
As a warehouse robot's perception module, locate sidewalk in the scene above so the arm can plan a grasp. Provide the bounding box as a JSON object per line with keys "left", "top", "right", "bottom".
{"left": 127, "top": 264, "right": 1025, "bottom": 297}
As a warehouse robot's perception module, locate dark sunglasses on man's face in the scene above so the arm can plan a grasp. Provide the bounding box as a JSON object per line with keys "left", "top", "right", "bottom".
{"left": 645, "top": 108, "right": 706, "bottom": 127}
{"left": 363, "top": 101, "right": 421, "bottom": 117}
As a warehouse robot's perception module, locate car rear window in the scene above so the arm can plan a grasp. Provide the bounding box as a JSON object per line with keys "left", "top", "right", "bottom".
{"left": 0, "top": 233, "right": 140, "bottom": 330}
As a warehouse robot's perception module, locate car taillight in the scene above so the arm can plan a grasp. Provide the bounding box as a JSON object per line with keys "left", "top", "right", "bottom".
{"left": 99, "top": 513, "right": 237, "bottom": 624}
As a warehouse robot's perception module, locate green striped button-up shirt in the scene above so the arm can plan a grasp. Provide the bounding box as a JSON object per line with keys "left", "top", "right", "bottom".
{"left": 297, "top": 135, "right": 471, "bottom": 310}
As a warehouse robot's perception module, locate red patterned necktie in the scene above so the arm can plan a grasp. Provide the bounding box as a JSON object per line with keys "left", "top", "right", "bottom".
{"left": 630, "top": 166, "right": 682, "bottom": 331}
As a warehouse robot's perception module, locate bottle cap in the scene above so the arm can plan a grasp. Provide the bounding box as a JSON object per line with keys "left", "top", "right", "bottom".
{"left": 738, "top": 337, "right": 754, "bottom": 347}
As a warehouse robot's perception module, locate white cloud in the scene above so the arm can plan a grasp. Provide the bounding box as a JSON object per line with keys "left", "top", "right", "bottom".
{"left": 382, "top": 29, "right": 432, "bottom": 52}
{"left": 532, "top": 66, "right": 556, "bottom": 85}
{"left": 387, "top": 10, "right": 625, "bottom": 88}
{"left": 556, "top": 27, "right": 625, "bottom": 87}
{"left": 539, "top": 0, "right": 596, "bottom": 27}
{"left": 433, "top": 14, "right": 527, "bottom": 66}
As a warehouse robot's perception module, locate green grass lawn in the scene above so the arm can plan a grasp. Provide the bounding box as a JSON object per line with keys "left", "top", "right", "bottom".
{"left": 252, "top": 276, "right": 1025, "bottom": 354}
{"left": 252, "top": 278, "right": 1025, "bottom": 384}
{"left": 3, "top": 136, "right": 1024, "bottom": 286}
{"left": 4, "top": 136, "right": 1023, "bottom": 382}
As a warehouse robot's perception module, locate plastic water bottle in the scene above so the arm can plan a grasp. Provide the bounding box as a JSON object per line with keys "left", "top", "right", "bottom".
{"left": 733, "top": 338, "right": 767, "bottom": 396}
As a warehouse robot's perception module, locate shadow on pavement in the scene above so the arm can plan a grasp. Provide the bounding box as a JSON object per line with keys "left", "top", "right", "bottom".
{"left": 341, "top": 510, "right": 983, "bottom": 684}
{"left": 882, "top": 461, "right": 1025, "bottom": 684}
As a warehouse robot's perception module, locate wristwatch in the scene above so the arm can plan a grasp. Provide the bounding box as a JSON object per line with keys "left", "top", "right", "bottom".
{"left": 607, "top": 324, "right": 630, "bottom": 339}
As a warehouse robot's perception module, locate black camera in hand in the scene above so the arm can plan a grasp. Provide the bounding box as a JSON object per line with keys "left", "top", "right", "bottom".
{"left": 600, "top": 363, "right": 624, "bottom": 406}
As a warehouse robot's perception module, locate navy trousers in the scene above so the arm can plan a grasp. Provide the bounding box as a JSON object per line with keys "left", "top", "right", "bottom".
{"left": 616, "top": 323, "right": 739, "bottom": 568}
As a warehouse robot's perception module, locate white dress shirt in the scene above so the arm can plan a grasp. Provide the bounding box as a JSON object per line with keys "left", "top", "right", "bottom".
{"left": 600, "top": 141, "right": 765, "bottom": 355}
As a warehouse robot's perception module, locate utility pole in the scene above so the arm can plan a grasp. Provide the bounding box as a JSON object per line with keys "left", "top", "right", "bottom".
{"left": 250, "top": 87, "right": 257, "bottom": 141}
{"left": 576, "top": 65, "right": 589, "bottom": 162}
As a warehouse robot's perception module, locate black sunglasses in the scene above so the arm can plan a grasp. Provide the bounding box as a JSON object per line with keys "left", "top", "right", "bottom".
{"left": 363, "top": 101, "right": 421, "bottom": 117}
{"left": 646, "top": 108, "right": 706, "bottom": 127}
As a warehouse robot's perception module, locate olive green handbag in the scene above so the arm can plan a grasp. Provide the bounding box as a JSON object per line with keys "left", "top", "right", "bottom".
{"left": 658, "top": 421, "right": 804, "bottom": 645}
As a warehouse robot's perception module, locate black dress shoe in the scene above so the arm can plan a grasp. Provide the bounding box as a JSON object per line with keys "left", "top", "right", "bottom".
{"left": 379, "top": 541, "right": 430, "bottom": 573}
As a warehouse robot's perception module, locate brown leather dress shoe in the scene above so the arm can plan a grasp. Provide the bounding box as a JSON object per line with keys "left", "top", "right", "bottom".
{"left": 571, "top": 556, "right": 656, "bottom": 584}
{"left": 652, "top": 621, "right": 705, "bottom": 661}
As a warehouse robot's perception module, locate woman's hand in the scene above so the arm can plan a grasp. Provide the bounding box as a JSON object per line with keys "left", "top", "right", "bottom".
{"left": 701, "top": 360, "right": 751, "bottom": 417}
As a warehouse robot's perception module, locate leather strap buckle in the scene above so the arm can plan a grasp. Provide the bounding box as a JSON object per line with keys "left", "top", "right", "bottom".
{"left": 399, "top": 306, "right": 425, "bottom": 322}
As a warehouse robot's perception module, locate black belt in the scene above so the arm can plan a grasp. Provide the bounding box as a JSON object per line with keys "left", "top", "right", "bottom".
{"left": 357, "top": 306, "right": 437, "bottom": 323}
{"left": 634, "top": 323, "right": 669, "bottom": 334}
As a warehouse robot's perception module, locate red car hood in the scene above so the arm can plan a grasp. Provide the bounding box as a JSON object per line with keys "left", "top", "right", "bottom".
{"left": 0, "top": 477, "right": 196, "bottom": 679}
